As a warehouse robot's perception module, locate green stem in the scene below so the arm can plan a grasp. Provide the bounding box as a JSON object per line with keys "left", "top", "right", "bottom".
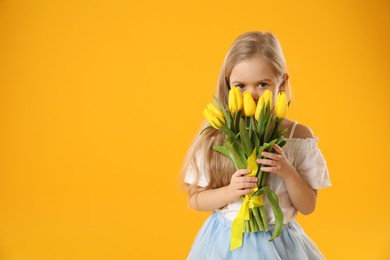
{"left": 270, "top": 118, "right": 279, "bottom": 141}
{"left": 257, "top": 168, "right": 264, "bottom": 188}
{"left": 252, "top": 207, "right": 264, "bottom": 231}
{"left": 248, "top": 211, "right": 255, "bottom": 232}
{"left": 259, "top": 206, "right": 269, "bottom": 231}
{"left": 244, "top": 220, "right": 250, "bottom": 233}
{"left": 261, "top": 172, "right": 268, "bottom": 187}
{"left": 251, "top": 213, "right": 259, "bottom": 232}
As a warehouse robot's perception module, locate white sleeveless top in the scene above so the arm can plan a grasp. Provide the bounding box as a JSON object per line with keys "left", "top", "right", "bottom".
{"left": 184, "top": 121, "right": 332, "bottom": 224}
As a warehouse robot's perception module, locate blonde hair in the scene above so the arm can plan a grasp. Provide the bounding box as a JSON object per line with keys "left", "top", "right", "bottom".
{"left": 180, "top": 31, "right": 292, "bottom": 196}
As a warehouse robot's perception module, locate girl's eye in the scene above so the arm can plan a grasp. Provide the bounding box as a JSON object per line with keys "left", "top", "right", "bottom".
{"left": 257, "top": 83, "right": 267, "bottom": 88}
{"left": 235, "top": 84, "right": 245, "bottom": 90}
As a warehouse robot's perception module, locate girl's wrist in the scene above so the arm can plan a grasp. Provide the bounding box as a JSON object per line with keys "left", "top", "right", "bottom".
{"left": 223, "top": 185, "right": 235, "bottom": 204}
{"left": 225, "top": 185, "right": 244, "bottom": 205}
{"left": 283, "top": 168, "right": 299, "bottom": 183}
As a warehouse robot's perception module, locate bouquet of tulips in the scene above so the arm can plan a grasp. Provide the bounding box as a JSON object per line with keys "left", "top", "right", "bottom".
{"left": 201, "top": 87, "right": 289, "bottom": 251}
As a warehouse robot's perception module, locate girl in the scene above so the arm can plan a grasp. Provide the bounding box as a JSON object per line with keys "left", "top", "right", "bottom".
{"left": 180, "top": 31, "right": 331, "bottom": 259}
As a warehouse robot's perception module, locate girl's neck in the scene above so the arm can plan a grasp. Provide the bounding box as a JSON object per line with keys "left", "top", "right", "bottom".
{"left": 280, "top": 118, "right": 295, "bottom": 139}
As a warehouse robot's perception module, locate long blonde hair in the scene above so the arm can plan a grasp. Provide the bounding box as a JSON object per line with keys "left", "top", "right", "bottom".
{"left": 180, "top": 31, "right": 292, "bottom": 196}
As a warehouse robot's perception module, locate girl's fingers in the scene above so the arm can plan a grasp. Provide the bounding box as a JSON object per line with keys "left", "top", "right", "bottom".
{"left": 261, "top": 166, "right": 276, "bottom": 172}
{"left": 233, "top": 177, "right": 256, "bottom": 185}
{"left": 274, "top": 144, "right": 285, "bottom": 156}
{"left": 239, "top": 176, "right": 257, "bottom": 183}
{"left": 238, "top": 189, "right": 254, "bottom": 196}
{"left": 261, "top": 151, "right": 282, "bottom": 160}
{"left": 256, "top": 158, "right": 276, "bottom": 166}
{"left": 235, "top": 169, "right": 252, "bottom": 176}
{"left": 238, "top": 182, "right": 257, "bottom": 189}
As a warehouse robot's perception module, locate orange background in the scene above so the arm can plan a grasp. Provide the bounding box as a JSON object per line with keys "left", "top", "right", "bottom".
{"left": 1, "top": 0, "right": 389, "bottom": 259}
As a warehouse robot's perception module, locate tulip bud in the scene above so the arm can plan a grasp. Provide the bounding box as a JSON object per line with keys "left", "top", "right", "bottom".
{"left": 243, "top": 91, "right": 256, "bottom": 117}
{"left": 202, "top": 103, "right": 225, "bottom": 128}
{"left": 274, "top": 92, "right": 288, "bottom": 119}
{"left": 255, "top": 90, "right": 273, "bottom": 120}
{"left": 263, "top": 89, "right": 273, "bottom": 108}
{"left": 228, "top": 87, "right": 243, "bottom": 113}
{"left": 255, "top": 96, "right": 265, "bottom": 120}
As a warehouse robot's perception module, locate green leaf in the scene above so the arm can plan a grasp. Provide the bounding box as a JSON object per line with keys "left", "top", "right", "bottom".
{"left": 260, "top": 186, "right": 284, "bottom": 241}
{"left": 253, "top": 131, "right": 260, "bottom": 152}
{"left": 220, "top": 125, "right": 236, "bottom": 140}
{"left": 213, "top": 96, "right": 231, "bottom": 129}
{"left": 259, "top": 104, "right": 269, "bottom": 142}
{"left": 226, "top": 141, "right": 247, "bottom": 169}
{"left": 215, "top": 117, "right": 226, "bottom": 128}
{"left": 263, "top": 115, "right": 273, "bottom": 143}
{"left": 199, "top": 125, "right": 213, "bottom": 136}
{"left": 248, "top": 117, "right": 254, "bottom": 140}
{"left": 277, "top": 139, "right": 287, "bottom": 147}
{"left": 239, "top": 118, "right": 253, "bottom": 157}
{"left": 234, "top": 110, "right": 242, "bottom": 133}
{"left": 257, "top": 143, "right": 270, "bottom": 158}
{"left": 270, "top": 118, "right": 279, "bottom": 141}
{"left": 266, "top": 139, "right": 277, "bottom": 152}
{"left": 276, "top": 128, "right": 288, "bottom": 139}
{"left": 268, "top": 117, "right": 277, "bottom": 141}
{"left": 266, "top": 100, "right": 271, "bottom": 117}
{"left": 256, "top": 105, "right": 265, "bottom": 135}
{"left": 213, "top": 145, "right": 239, "bottom": 169}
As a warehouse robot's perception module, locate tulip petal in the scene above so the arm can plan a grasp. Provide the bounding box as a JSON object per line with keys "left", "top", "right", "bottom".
{"left": 274, "top": 92, "right": 287, "bottom": 119}
{"left": 243, "top": 91, "right": 256, "bottom": 117}
{"left": 213, "top": 96, "right": 229, "bottom": 127}
{"left": 202, "top": 103, "right": 226, "bottom": 129}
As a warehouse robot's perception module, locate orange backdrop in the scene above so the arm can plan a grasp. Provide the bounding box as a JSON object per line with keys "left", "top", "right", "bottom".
{"left": 1, "top": 0, "right": 389, "bottom": 259}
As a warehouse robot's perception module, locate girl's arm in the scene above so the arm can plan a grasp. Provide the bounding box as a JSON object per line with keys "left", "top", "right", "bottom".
{"left": 283, "top": 169, "right": 317, "bottom": 215}
{"left": 257, "top": 123, "right": 319, "bottom": 215}
{"left": 188, "top": 169, "right": 258, "bottom": 211}
{"left": 258, "top": 148, "right": 318, "bottom": 215}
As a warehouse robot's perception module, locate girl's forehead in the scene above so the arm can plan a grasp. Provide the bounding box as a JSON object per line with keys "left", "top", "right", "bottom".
{"left": 230, "top": 58, "right": 276, "bottom": 82}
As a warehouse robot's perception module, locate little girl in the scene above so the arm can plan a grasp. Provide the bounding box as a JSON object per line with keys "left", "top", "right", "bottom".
{"left": 180, "top": 31, "right": 331, "bottom": 259}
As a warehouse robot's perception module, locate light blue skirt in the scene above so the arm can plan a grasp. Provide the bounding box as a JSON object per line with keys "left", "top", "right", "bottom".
{"left": 187, "top": 212, "right": 326, "bottom": 260}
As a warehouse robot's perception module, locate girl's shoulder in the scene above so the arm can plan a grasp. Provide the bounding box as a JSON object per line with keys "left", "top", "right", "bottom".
{"left": 281, "top": 119, "right": 314, "bottom": 139}
{"left": 283, "top": 121, "right": 319, "bottom": 150}
{"left": 291, "top": 122, "right": 314, "bottom": 139}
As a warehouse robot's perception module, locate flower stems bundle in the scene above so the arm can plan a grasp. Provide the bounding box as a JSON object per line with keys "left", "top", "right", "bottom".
{"left": 202, "top": 87, "right": 290, "bottom": 251}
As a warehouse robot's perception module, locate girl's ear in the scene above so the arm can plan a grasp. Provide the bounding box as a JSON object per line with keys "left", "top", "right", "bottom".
{"left": 279, "top": 73, "right": 289, "bottom": 91}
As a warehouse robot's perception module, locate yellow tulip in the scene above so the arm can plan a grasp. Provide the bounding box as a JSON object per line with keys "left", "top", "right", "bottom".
{"left": 263, "top": 90, "right": 273, "bottom": 108}
{"left": 274, "top": 92, "right": 288, "bottom": 118}
{"left": 255, "top": 96, "right": 265, "bottom": 120}
{"left": 228, "top": 86, "right": 243, "bottom": 113}
{"left": 202, "top": 103, "right": 225, "bottom": 128}
{"left": 255, "top": 90, "right": 273, "bottom": 119}
{"left": 243, "top": 91, "right": 256, "bottom": 117}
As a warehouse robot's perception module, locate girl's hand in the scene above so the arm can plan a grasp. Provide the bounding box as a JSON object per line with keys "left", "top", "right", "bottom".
{"left": 227, "top": 169, "right": 258, "bottom": 202}
{"left": 256, "top": 144, "right": 295, "bottom": 180}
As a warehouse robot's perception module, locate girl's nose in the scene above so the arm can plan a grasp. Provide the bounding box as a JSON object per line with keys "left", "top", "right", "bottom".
{"left": 248, "top": 87, "right": 260, "bottom": 102}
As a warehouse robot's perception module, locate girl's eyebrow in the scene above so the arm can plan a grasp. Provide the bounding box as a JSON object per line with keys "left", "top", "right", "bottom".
{"left": 261, "top": 78, "right": 273, "bottom": 82}
{"left": 231, "top": 78, "right": 273, "bottom": 85}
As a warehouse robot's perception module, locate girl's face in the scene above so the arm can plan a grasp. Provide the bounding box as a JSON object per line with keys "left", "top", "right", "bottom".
{"left": 229, "top": 57, "right": 287, "bottom": 106}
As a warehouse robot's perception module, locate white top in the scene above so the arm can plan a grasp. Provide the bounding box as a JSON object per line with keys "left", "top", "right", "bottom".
{"left": 184, "top": 121, "right": 332, "bottom": 224}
